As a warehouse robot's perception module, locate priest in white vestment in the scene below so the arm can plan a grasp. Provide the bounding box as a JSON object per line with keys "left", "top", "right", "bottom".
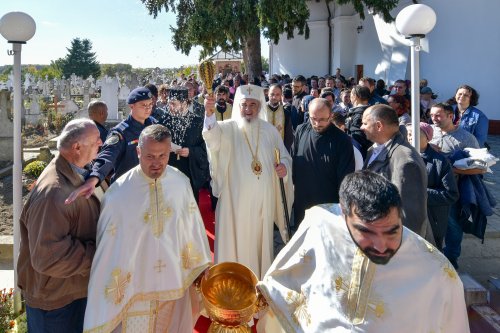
{"left": 202, "top": 84, "right": 293, "bottom": 279}
{"left": 257, "top": 170, "right": 469, "bottom": 333}
{"left": 83, "top": 125, "right": 212, "bottom": 333}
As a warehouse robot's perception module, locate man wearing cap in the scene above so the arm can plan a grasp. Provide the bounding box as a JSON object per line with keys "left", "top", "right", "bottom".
{"left": 65, "top": 87, "right": 157, "bottom": 203}
{"left": 203, "top": 84, "right": 293, "bottom": 279}
{"left": 157, "top": 86, "right": 209, "bottom": 203}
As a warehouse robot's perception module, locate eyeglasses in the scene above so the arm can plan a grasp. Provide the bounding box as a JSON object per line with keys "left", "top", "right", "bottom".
{"left": 310, "top": 117, "right": 331, "bottom": 124}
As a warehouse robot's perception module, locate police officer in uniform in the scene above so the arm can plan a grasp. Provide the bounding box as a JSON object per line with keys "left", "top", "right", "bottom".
{"left": 65, "top": 87, "right": 156, "bottom": 204}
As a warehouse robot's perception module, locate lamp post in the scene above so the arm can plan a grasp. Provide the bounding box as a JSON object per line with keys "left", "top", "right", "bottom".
{"left": 0, "top": 11, "right": 36, "bottom": 314}
{"left": 395, "top": 4, "right": 436, "bottom": 149}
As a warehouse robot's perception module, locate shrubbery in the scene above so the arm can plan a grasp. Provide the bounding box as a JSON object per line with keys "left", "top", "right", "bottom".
{"left": 23, "top": 160, "right": 47, "bottom": 179}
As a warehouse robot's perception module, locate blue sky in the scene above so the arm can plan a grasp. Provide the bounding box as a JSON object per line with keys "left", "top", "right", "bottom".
{"left": 0, "top": 0, "right": 269, "bottom": 68}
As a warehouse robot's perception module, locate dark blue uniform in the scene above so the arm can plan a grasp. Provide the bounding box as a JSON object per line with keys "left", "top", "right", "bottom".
{"left": 93, "top": 120, "right": 109, "bottom": 146}
{"left": 89, "top": 115, "right": 157, "bottom": 183}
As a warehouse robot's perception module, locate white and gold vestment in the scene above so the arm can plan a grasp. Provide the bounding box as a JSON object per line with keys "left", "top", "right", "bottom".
{"left": 257, "top": 204, "right": 470, "bottom": 333}
{"left": 83, "top": 165, "right": 211, "bottom": 333}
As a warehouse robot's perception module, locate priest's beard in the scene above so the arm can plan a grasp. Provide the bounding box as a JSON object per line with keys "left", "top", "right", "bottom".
{"left": 346, "top": 224, "right": 402, "bottom": 265}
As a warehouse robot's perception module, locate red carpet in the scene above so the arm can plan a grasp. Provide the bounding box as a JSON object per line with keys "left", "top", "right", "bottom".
{"left": 194, "top": 189, "right": 257, "bottom": 333}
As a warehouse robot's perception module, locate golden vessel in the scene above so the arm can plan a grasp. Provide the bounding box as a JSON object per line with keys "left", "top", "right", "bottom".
{"left": 200, "top": 262, "right": 265, "bottom": 332}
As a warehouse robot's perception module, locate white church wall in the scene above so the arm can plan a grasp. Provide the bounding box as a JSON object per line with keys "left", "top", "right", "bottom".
{"left": 418, "top": 0, "right": 499, "bottom": 121}
{"left": 271, "top": 0, "right": 499, "bottom": 122}
{"left": 352, "top": 0, "right": 499, "bottom": 120}
{"left": 269, "top": 20, "right": 330, "bottom": 77}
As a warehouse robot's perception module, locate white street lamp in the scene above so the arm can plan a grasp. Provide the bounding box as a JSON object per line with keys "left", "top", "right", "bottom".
{"left": 396, "top": 4, "right": 436, "bottom": 149}
{"left": 0, "top": 11, "right": 36, "bottom": 313}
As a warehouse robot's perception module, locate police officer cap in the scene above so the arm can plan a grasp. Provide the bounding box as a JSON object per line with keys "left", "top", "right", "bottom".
{"left": 169, "top": 87, "right": 189, "bottom": 101}
{"left": 127, "top": 87, "right": 153, "bottom": 104}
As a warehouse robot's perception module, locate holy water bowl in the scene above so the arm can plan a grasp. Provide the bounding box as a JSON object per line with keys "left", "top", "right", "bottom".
{"left": 200, "top": 262, "right": 260, "bottom": 330}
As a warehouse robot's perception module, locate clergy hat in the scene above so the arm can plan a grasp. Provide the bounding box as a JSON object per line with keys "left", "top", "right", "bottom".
{"left": 168, "top": 87, "right": 189, "bottom": 101}
{"left": 127, "top": 87, "right": 153, "bottom": 104}
{"left": 237, "top": 84, "right": 264, "bottom": 101}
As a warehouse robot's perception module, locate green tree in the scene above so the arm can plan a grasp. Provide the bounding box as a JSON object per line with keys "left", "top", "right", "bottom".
{"left": 141, "top": 0, "right": 398, "bottom": 79}
{"left": 60, "top": 38, "right": 100, "bottom": 79}
{"left": 261, "top": 56, "right": 269, "bottom": 73}
{"left": 100, "top": 63, "right": 133, "bottom": 77}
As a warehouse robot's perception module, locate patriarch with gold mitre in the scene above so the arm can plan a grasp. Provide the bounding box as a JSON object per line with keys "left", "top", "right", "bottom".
{"left": 202, "top": 84, "right": 293, "bottom": 280}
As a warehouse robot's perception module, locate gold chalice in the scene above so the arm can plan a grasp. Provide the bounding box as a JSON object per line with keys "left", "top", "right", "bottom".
{"left": 200, "top": 262, "right": 266, "bottom": 333}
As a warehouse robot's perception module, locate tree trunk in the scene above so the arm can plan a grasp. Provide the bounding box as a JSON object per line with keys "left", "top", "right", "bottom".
{"left": 242, "top": 29, "right": 262, "bottom": 83}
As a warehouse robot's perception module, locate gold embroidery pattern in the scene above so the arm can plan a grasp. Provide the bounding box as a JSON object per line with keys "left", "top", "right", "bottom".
{"left": 286, "top": 290, "right": 312, "bottom": 327}
{"left": 189, "top": 202, "right": 197, "bottom": 214}
{"left": 333, "top": 274, "right": 385, "bottom": 320}
{"left": 417, "top": 237, "right": 458, "bottom": 281}
{"left": 332, "top": 249, "right": 384, "bottom": 325}
{"left": 143, "top": 181, "right": 172, "bottom": 237}
{"left": 181, "top": 243, "right": 201, "bottom": 269}
{"left": 107, "top": 224, "right": 117, "bottom": 236}
{"left": 333, "top": 275, "right": 349, "bottom": 293}
{"left": 105, "top": 268, "right": 132, "bottom": 305}
{"left": 266, "top": 105, "right": 285, "bottom": 139}
{"left": 86, "top": 264, "right": 210, "bottom": 333}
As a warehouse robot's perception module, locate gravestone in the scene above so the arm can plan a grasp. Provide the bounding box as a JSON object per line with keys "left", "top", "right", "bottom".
{"left": 25, "top": 93, "right": 42, "bottom": 125}
{"left": 99, "top": 76, "right": 120, "bottom": 120}
{"left": 0, "top": 90, "right": 13, "bottom": 161}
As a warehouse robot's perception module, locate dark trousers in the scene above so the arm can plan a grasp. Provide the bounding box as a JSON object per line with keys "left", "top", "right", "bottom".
{"left": 26, "top": 298, "right": 87, "bottom": 333}
{"left": 444, "top": 203, "right": 462, "bottom": 268}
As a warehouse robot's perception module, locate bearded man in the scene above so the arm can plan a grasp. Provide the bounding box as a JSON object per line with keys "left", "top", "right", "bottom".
{"left": 266, "top": 83, "right": 294, "bottom": 151}
{"left": 257, "top": 171, "right": 469, "bottom": 333}
{"left": 202, "top": 84, "right": 293, "bottom": 279}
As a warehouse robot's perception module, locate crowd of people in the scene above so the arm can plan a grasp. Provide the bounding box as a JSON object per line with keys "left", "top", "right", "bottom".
{"left": 16, "top": 67, "right": 489, "bottom": 332}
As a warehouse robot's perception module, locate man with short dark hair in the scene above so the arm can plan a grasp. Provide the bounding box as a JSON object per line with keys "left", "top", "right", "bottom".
{"left": 359, "top": 77, "right": 388, "bottom": 105}
{"left": 257, "top": 171, "right": 469, "bottom": 333}
{"left": 393, "top": 79, "right": 410, "bottom": 101}
{"left": 346, "top": 85, "right": 372, "bottom": 157}
{"left": 83, "top": 124, "right": 211, "bottom": 332}
{"left": 213, "top": 85, "right": 233, "bottom": 121}
{"left": 266, "top": 83, "right": 294, "bottom": 151}
{"left": 291, "top": 75, "right": 308, "bottom": 126}
{"left": 18, "top": 119, "right": 103, "bottom": 332}
{"left": 361, "top": 104, "right": 429, "bottom": 237}
{"left": 429, "top": 103, "right": 480, "bottom": 269}
{"left": 429, "top": 103, "right": 479, "bottom": 157}
{"left": 333, "top": 67, "right": 346, "bottom": 84}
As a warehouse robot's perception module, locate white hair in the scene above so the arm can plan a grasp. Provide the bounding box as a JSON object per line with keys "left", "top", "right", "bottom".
{"left": 57, "top": 118, "right": 96, "bottom": 150}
